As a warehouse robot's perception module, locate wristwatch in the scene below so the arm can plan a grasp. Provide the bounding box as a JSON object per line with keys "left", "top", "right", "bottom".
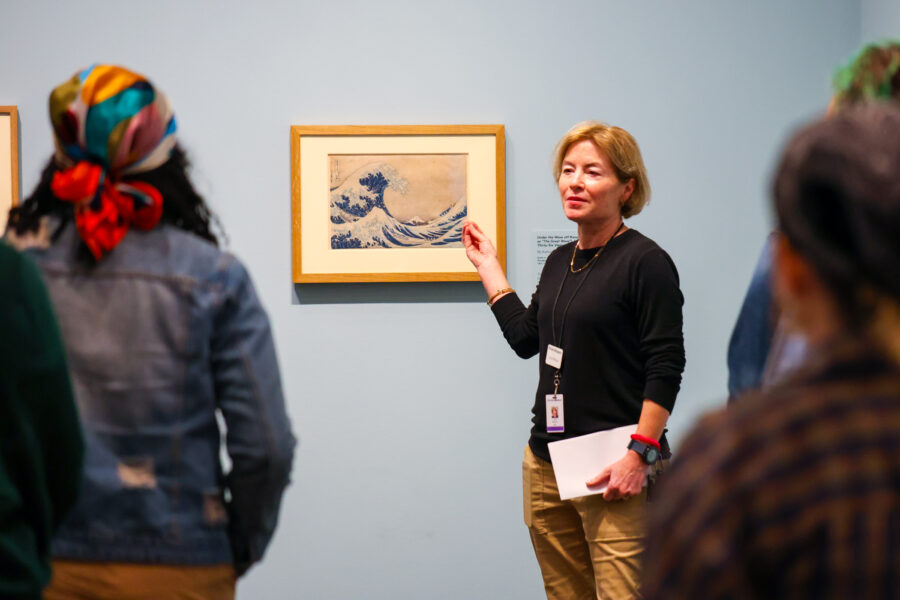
{"left": 627, "top": 439, "right": 660, "bottom": 465}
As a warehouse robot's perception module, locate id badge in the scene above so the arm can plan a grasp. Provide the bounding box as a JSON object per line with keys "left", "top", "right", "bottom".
{"left": 545, "top": 344, "right": 564, "bottom": 369}
{"left": 546, "top": 394, "right": 564, "bottom": 432}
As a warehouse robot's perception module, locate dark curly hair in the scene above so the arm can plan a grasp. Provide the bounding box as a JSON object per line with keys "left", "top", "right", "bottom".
{"left": 8, "top": 144, "right": 223, "bottom": 248}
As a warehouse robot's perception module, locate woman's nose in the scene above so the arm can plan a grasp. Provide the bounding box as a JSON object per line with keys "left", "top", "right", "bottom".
{"left": 569, "top": 171, "right": 584, "bottom": 189}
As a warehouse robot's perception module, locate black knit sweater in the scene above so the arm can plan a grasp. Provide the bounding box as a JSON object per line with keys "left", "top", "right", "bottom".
{"left": 491, "top": 229, "right": 686, "bottom": 462}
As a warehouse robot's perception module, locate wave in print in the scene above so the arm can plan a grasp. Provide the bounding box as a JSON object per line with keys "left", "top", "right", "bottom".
{"left": 329, "top": 163, "right": 466, "bottom": 249}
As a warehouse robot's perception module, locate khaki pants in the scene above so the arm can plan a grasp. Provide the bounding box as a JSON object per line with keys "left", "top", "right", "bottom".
{"left": 44, "top": 561, "right": 236, "bottom": 600}
{"left": 523, "top": 445, "right": 647, "bottom": 600}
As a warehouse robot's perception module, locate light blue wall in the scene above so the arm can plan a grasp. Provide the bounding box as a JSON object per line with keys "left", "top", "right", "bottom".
{"left": 862, "top": 0, "right": 900, "bottom": 41}
{"left": 1, "top": 1, "right": 861, "bottom": 598}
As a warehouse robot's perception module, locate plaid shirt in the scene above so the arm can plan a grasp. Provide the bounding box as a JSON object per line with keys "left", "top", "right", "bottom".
{"left": 644, "top": 339, "right": 900, "bottom": 599}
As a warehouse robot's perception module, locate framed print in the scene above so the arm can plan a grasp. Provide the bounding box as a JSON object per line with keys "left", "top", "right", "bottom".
{"left": 291, "top": 125, "right": 505, "bottom": 283}
{"left": 0, "top": 106, "right": 19, "bottom": 235}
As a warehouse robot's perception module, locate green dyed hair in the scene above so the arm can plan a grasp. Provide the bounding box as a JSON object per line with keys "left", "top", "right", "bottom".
{"left": 832, "top": 40, "right": 900, "bottom": 106}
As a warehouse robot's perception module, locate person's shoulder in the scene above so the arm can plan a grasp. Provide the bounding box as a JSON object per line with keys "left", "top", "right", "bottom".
{"left": 0, "top": 242, "right": 29, "bottom": 302}
{"left": 619, "top": 228, "right": 670, "bottom": 255}
{"left": 130, "top": 225, "right": 233, "bottom": 278}
{"left": 0, "top": 240, "right": 21, "bottom": 270}
{"left": 0, "top": 240, "right": 44, "bottom": 294}
{"left": 711, "top": 382, "right": 798, "bottom": 435}
{"left": 618, "top": 229, "right": 680, "bottom": 277}
{"left": 161, "top": 225, "right": 222, "bottom": 258}
{"left": 135, "top": 229, "right": 256, "bottom": 304}
{"left": 0, "top": 241, "right": 56, "bottom": 355}
{"left": 678, "top": 381, "right": 815, "bottom": 482}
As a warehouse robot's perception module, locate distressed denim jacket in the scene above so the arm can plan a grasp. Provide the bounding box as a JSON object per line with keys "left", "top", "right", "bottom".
{"left": 18, "top": 222, "right": 296, "bottom": 572}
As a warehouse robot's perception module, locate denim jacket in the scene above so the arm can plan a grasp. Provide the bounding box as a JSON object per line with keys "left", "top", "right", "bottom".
{"left": 17, "top": 222, "right": 296, "bottom": 572}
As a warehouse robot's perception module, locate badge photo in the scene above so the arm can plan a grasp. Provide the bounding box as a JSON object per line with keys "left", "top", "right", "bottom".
{"left": 546, "top": 394, "right": 564, "bottom": 433}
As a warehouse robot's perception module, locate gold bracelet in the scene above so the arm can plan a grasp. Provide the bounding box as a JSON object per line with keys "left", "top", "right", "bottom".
{"left": 487, "top": 287, "right": 514, "bottom": 306}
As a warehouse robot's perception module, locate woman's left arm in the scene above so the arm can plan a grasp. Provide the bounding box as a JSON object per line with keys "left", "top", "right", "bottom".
{"left": 586, "top": 247, "right": 685, "bottom": 499}
{"left": 586, "top": 399, "right": 669, "bottom": 499}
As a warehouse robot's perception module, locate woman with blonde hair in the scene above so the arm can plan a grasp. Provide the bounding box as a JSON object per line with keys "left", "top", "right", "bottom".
{"left": 463, "top": 121, "right": 685, "bottom": 599}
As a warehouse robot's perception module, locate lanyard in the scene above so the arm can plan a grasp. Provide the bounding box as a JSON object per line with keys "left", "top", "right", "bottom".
{"left": 548, "top": 221, "right": 624, "bottom": 393}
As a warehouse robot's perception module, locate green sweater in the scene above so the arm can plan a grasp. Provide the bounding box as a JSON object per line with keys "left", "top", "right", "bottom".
{"left": 0, "top": 242, "right": 83, "bottom": 599}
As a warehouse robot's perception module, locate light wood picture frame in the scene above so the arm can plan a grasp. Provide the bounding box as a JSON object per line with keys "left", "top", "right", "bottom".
{"left": 0, "top": 106, "right": 19, "bottom": 235}
{"left": 291, "top": 125, "right": 505, "bottom": 283}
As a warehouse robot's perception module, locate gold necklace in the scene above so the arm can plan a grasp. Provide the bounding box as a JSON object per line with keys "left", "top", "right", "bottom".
{"left": 569, "top": 222, "right": 625, "bottom": 273}
{"left": 569, "top": 245, "right": 601, "bottom": 273}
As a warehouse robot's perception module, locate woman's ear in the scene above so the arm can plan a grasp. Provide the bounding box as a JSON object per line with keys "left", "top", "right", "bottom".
{"left": 773, "top": 233, "right": 840, "bottom": 339}
{"left": 621, "top": 178, "right": 635, "bottom": 205}
{"left": 773, "top": 233, "right": 811, "bottom": 334}
{"left": 774, "top": 234, "right": 814, "bottom": 302}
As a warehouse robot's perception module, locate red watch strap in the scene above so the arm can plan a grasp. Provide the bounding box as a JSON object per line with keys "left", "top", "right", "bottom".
{"left": 630, "top": 433, "right": 661, "bottom": 451}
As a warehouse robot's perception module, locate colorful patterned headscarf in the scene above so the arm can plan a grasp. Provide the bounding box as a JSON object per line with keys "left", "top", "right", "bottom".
{"left": 49, "top": 64, "right": 177, "bottom": 259}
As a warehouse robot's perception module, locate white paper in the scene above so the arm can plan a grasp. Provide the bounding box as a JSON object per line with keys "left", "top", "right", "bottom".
{"left": 547, "top": 424, "right": 648, "bottom": 500}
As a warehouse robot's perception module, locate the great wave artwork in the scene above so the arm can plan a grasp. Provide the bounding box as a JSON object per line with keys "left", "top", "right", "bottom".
{"left": 329, "top": 154, "right": 467, "bottom": 249}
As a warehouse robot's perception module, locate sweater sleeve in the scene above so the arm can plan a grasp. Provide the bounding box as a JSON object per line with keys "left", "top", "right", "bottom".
{"left": 490, "top": 289, "right": 540, "bottom": 359}
{"left": 0, "top": 244, "right": 83, "bottom": 553}
{"left": 18, "top": 251, "right": 85, "bottom": 531}
{"left": 633, "top": 248, "right": 686, "bottom": 412}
